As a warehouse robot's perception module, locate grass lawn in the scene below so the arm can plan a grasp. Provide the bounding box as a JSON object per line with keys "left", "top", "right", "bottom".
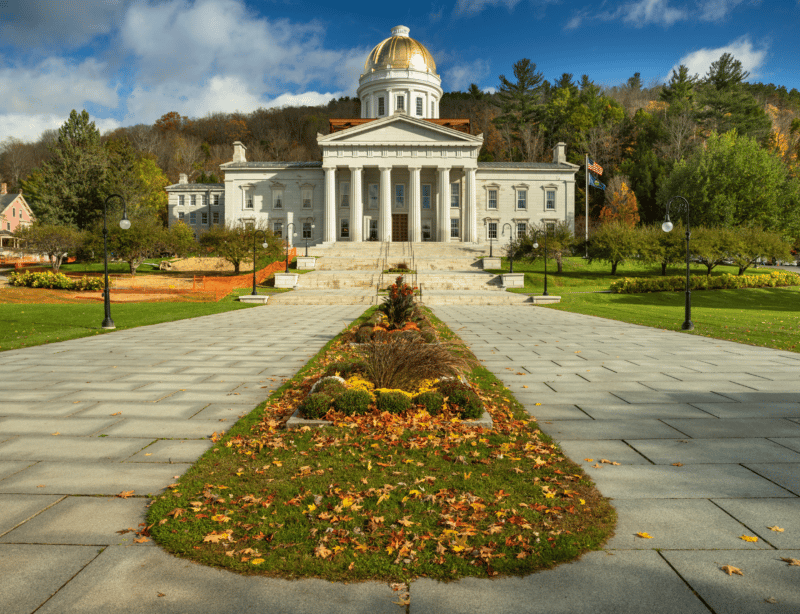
{"left": 147, "top": 307, "right": 615, "bottom": 583}
{"left": 0, "top": 291, "right": 259, "bottom": 352}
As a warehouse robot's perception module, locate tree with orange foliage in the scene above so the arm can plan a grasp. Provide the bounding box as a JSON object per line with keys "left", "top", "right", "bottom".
{"left": 599, "top": 178, "right": 640, "bottom": 227}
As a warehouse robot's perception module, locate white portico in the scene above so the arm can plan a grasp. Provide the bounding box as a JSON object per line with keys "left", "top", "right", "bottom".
{"left": 317, "top": 113, "right": 483, "bottom": 243}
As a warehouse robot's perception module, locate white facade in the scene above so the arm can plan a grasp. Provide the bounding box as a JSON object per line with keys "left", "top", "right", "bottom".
{"left": 166, "top": 26, "right": 579, "bottom": 244}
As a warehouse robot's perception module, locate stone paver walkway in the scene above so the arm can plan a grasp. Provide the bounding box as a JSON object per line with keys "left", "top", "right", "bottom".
{"left": 1, "top": 304, "right": 799, "bottom": 613}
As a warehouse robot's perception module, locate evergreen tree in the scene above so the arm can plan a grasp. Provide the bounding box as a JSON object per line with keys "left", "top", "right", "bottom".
{"left": 493, "top": 59, "right": 545, "bottom": 159}
{"left": 660, "top": 65, "right": 698, "bottom": 111}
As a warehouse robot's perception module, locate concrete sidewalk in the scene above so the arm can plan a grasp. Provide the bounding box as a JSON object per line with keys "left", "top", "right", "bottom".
{"left": 1, "top": 304, "right": 798, "bottom": 613}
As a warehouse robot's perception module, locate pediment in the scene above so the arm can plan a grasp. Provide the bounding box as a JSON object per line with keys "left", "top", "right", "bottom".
{"left": 319, "top": 115, "right": 481, "bottom": 146}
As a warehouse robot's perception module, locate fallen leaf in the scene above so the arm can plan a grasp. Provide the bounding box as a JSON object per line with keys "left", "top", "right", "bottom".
{"left": 51, "top": 432, "right": 60, "bottom": 436}
{"left": 720, "top": 565, "right": 743, "bottom": 576}
{"left": 636, "top": 532, "right": 653, "bottom": 539}
{"left": 522, "top": 385, "right": 528, "bottom": 389}
{"left": 37, "top": 484, "right": 45, "bottom": 488}
{"left": 672, "top": 463, "right": 684, "bottom": 467}
{"left": 157, "top": 592, "right": 166, "bottom": 598}
{"left": 117, "top": 490, "right": 135, "bottom": 499}
{"left": 765, "top": 597, "right": 777, "bottom": 604}
{"left": 110, "top": 412, "right": 121, "bottom": 416}
{"left": 145, "top": 453, "right": 152, "bottom": 456}
{"left": 251, "top": 558, "right": 265, "bottom": 564}
{"left": 116, "top": 528, "right": 134, "bottom": 535}
{"left": 584, "top": 458, "right": 594, "bottom": 462}
{"left": 767, "top": 526, "right": 784, "bottom": 533}
{"left": 134, "top": 536, "right": 149, "bottom": 543}
{"left": 739, "top": 535, "right": 758, "bottom": 543}
{"left": 781, "top": 557, "right": 800, "bottom": 566}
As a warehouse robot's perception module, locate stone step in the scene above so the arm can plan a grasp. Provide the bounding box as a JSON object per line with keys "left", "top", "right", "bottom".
{"left": 268, "top": 291, "right": 377, "bottom": 305}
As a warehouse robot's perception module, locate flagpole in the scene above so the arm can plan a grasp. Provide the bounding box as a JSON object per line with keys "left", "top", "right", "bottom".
{"left": 585, "top": 153, "right": 589, "bottom": 258}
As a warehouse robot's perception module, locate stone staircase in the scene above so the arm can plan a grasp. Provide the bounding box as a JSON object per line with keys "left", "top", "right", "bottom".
{"left": 268, "top": 241, "right": 538, "bottom": 306}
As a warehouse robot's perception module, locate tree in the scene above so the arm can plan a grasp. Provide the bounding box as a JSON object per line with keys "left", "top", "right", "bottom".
{"left": 599, "top": 178, "right": 640, "bottom": 227}
{"left": 15, "top": 223, "right": 85, "bottom": 272}
{"left": 163, "top": 221, "right": 197, "bottom": 258}
{"left": 0, "top": 137, "right": 34, "bottom": 190}
{"left": 104, "top": 137, "right": 170, "bottom": 223}
{"left": 198, "top": 222, "right": 283, "bottom": 273}
{"left": 23, "top": 110, "right": 108, "bottom": 229}
{"left": 692, "top": 226, "right": 737, "bottom": 276}
{"left": 658, "top": 131, "right": 799, "bottom": 231}
{"left": 730, "top": 226, "right": 793, "bottom": 275}
{"left": 102, "top": 215, "right": 167, "bottom": 276}
{"left": 640, "top": 221, "right": 685, "bottom": 275}
{"left": 660, "top": 65, "right": 698, "bottom": 111}
{"left": 512, "top": 221, "right": 576, "bottom": 273}
{"left": 587, "top": 220, "right": 643, "bottom": 275}
{"left": 493, "top": 59, "right": 545, "bottom": 160}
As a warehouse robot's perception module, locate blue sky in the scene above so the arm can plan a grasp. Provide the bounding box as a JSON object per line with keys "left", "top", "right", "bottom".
{"left": 1, "top": 0, "right": 797, "bottom": 143}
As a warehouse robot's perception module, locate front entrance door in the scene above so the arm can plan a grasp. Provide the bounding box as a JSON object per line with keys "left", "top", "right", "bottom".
{"left": 391, "top": 214, "right": 408, "bottom": 242}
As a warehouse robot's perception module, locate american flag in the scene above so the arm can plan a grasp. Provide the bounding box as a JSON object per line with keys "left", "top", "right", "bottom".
{"left": 588, "top": 158, "right": 603, "bottom": 175}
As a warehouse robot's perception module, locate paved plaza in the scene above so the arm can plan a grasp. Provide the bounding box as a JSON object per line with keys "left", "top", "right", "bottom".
{"left": 0, "top": 304, "right": 799, "bottom": 613}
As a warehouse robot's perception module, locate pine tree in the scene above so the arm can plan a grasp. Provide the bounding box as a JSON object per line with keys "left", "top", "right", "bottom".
{"left": 493, "top": 59, "right": 545, "bottom": 159}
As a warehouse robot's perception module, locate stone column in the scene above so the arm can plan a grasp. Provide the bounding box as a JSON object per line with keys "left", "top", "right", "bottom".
{"left": 408, "top": 166, "right": 422, "bottom": 242}
{"left": 379, "top": 166, "right": 392, "bottom": 241}
{"left": 350, "top": 166, "right": 363, "bottom": 242}
{"left": 465, "top": 167, "right": 477, "bottom": 242}
{"left": 437, "top": 167, "right": 451, "bottom": 242}
{"left": 323, "top": 166, "right": 336, "bottom": 242}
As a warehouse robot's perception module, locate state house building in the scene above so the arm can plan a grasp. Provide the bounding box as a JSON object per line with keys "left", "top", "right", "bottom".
{"left": 166, "top": 26, "right": 579, "bottom": 245}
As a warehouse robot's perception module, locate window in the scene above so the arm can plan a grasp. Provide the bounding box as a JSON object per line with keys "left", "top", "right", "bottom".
{"left": 431, "top": 101, "right": 434, "bottom": 116}
{"left": 201, "top": 212, "right": 208, "bottom": 225}
{"left": 487, "top": 189, "right": 498, "bottom": 209}
{"left": 517, "top": 222, "right": 527, "bottom": 237}
{"left": 212, "top": 211, "right": 220, "bottom": 224}
{"left": 202, "top": 195, "right": 208, "bottom": 206}
{"left": 369, "top": 219, "right": 378, "bottom": 240}
{"left": 416, "top": 97, "right": 423, "bottom": 116}
{"left": 303, "top": 222, "right": 312, "bottom": 239}
{"left": 396, "top": 95, "right": 404, "bottom": 112}
{"left": 488, "top": 222, "right": 497, "bottom": 239}
{"left": 178, "top": 195, "right": 185, "bottom": 207}
{"left": 245, "top": 192, "right": 253, "bottom": 209}
{"left": 273, "top": 222, "right": 282, "bottom": 238}
{"left": 340, "top": 218, "right": 349, "bottom": 238}
{"left": 422, "top": 184, "right": 431, "bottom": 209}
{"left": 378, "top": 97, "right": 385, "bottom": 116}
{"left": 302, "top": 188, "right": 312, "bottom": 208}
{"left": 365, "top": 100, "right": 371, "bottom": 117}
{"left": 450, "top": 182, "right": 460, "bottom": 208}
{"left": 394, "top": 184, "right": 405, "bottom": 208}
{"left": 12, "top": 207, "right": 15, "bottom": 217}
{"left": 178, "top": 211, "right": 185, "bottom": 220}
{"left": 546, "top": 189, "right": 556, "bottom": 210}
{"left": 546, "top": 222, "right": 556, "bottom": 233}
{"left": 422, "top": 221, "right": 431, "bottom": 241}
{"left": 516, "top": 189, "right": 527, "bottom": 210}
{"left": 450, "top": 218, "right": 460, "bottom": 238}
{"left": 191, "top": 195, "right": 196, "bottom": 206}
{"left": 273, "top": 189, "right": 283, "bottom": 209}
{"left": 213, "top": 194, "right": 220, "bottom": 206}
{"left": 5, "top": 222, "right": 9, "bottom": 231}
{"left": 189, "top": 211, "right": 196, "bottom": 224}
{"left": 368, "top": 184, "right": 379, "bottom": 209}
{"left": 340, "top": 181, "right": 350, "bottom": 207}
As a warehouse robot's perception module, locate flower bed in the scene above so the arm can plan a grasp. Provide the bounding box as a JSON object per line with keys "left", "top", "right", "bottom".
{"left": 8, "top": 270, "right": 105, "bottom": 291}
{"left": 609, "top": 270, "right": 800, "bottom": 294}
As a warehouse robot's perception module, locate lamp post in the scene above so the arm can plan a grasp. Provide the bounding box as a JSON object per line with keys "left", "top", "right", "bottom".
{"left": 251, "top": 229, "right": 268, "bottom": 296}
{"left": 304, "top": 218, "right": 315, "bottom": 257}
{"left": 101, "top": 194, "right": 130, "bottom": 330}
{"left": 532, "top": 226, "right": 548, "bottom": 296}
{"left": 662, "top": 196, "right": 693, "bottom": 331}
{"left": 502, "top": 222, "right": 514, "bottom": 274}
{"left": 284, "top": 223, "right": 296, "bottom": 273}
{"left": 483, "top": 218, "right": 494, "bottom": 257}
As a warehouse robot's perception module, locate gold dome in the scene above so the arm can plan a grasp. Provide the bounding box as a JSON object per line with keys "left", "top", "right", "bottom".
{"left": 363, "top": 26, "right": 438, "bottom": 75}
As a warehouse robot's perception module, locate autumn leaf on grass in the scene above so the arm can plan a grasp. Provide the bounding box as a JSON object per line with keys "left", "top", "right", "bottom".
{"left": 636, "top": 532, "right": 653, "bottom": 539}
{"left": 720, "top": 565, "right": 744, "bottom": 576}
{"left": 203, "top": 531, "right": 232, "bottom": 544}
{"left": 739, "top": 535, "right": 758, "bottom": 543}
{"left": 250, "top": 558, "right": 265, "bottom": 565}
{"left": 781, "top": 557, "right": 800, "bottom": 566}
{"left": 314, "top": 544, "right": 332, "bottom": 559}
{"left": 211, "top": 514, "right": 231, "bottom": 523}
{"left": 117, "top": 490, "right": 135, "bottom": 499}
{"left": 768, "top": 526, "right": 784, "bottom": 532}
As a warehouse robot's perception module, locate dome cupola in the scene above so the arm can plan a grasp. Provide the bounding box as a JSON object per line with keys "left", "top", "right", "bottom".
{"left": 357, "top": 26, "right": 443, "bottom": 120}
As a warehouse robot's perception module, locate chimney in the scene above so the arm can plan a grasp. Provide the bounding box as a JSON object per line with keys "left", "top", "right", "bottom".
{"left": 232, "top": 141, "right": 247, "bottom": 163}
{"left": 553, "top": 143, "right": 566, "bottom": 165}
{"left": 1, "top": 183, "right": 6, "bottom": 195}
{"left": 179, "top": 173, "right": 188, "bottom": 184}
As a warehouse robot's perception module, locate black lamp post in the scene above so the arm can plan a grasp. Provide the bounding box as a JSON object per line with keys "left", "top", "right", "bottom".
{"left": 483, "top": 218, "right": 494, "bottom": 257}
{"left": 532, "top": 227, "right": 548, "bottom": 296}
{"left": 502, "top": 223, "right": 514, "bottom": 273}
{"left": 662, "top": 196, "right": 693, "bottom": 331}
{"left": 251, "top": 229, "right": 268, "bottom": 296}
{"left": 102, "top": 194, "right": 130, "bottom": 330}
{"left": 284, "top": 223, "right": 296, "bottom": 273}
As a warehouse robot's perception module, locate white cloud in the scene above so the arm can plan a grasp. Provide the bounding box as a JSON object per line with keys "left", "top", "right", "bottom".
{"left": 697, "top": 0, "right": 750, "bottom": 21}
{"left": 0, "top": 0, "right": 131, "bottom": 48}
{"left": 0, "top": 57, "right": 119, "bottom": 115}
{"left": 0, "top": 113, "right": 121, "bottom": 144}
{"left": 444, "top": 59, "right": 492, "bottom": 92}
{"left": 566, "top": 0, "right": 687, "bottom": 29}
{"left": 671, "top": 36, "right": 768, "bottom": 81}
{"left": 454, "top": 0, "right": 523, "bottom": 18}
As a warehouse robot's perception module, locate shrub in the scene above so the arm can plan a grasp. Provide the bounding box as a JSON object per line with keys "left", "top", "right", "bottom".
{"left": 313, "top": 378, "right": 347, "bottom": 397}
{"left": 380, "top": 275, "right": 416, "bottom": 329}
{"left": 8, "top": 271, "right": 105, "bottom": 291}
{"left": 609, "top": 270, "right": 800, "bottom": 294}
{"left": 299, "top": 393, "right": 334, "bottom": 419}
{"left": 376, "top": 390, "right": 412, "bottom": 414}
{"left": 358, "top": 335, "right": 470, "bottom": 390}
{"left": 413, "top": 390, "right": 445, "bottom": 415}
{"left": 334, "top": 389, "right": 373, "bottom": 416}
{"left": 436, "top": 380, "right": 483, "bottom": 419}
{"left": 355, "top": 325, "right": 373, "bottom": 343}
{"left": 322, "top": 360, "right": 366, "bottom": 379}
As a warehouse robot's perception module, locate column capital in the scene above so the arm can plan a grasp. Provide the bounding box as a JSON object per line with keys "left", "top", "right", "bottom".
{"left": 349, "top": 165, "right": 363, "bottom": 172}
{"left": 322, "top": 166, "right": 337, "bottom": 172}
{"left": 407, "top": 165, "right": 422, "bottom": 172}
{"left": 378, "top": 165, "right": 393, "bottom": 172}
